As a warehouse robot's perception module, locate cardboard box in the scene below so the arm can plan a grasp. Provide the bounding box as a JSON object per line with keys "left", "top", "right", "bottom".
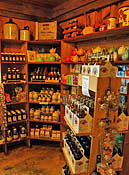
{"left": 73, "top": 113, "right": 93, "bottom": 133}
{"left": 35, "top": 21, "right": 57, "bottom": 40}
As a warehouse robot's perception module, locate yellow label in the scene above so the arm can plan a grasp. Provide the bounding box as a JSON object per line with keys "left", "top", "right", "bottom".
{"left": 8, "top": 117, "right": 12, "bottom": 122}
{"left": 18, "top": 115, "right": 22, "bottom": 120}
{"left": 23, "top": 114, "right": 26, "bottom": 120}
{"left": 13, "top": 116, "right": 17, "bottom": 121}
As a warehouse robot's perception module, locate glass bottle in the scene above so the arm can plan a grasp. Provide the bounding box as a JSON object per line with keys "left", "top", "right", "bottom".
{"left": 7, "top": 68, "right": 12, "bottom": 81}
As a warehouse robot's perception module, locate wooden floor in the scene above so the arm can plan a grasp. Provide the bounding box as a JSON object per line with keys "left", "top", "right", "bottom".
{"left": 0, "top": 143, "right": 65, "bottom": 175}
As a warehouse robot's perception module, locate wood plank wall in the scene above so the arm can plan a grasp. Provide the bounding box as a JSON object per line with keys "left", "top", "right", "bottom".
{"left": 0, "top": 0, "right": 52, "bottom": 22}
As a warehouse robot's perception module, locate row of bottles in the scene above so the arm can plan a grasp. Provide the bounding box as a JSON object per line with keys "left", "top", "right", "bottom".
{"left": 30, "top": 106, "right": 60, "bottom": 122}
{"left": 29, "top": 66, "right": 61, "bottom": 82}
{"left": 66, "top": 94, "right": 95, "bottom": 118}
{"left": 6, "top": 125, "right": 27, "bottom": 142}
{"left": 65, "top": 130, "right": 91, "bottom": 160}
{"left": 1, "top": 53, "right": 26, "bottom": 62}
{"left": 6, "top": 109, "right": 27, "bottom": 123}
{"left": 29, "top": 88, "right": 61, "bottom": 103}
{"left": 3, "top": 67, "right": 26, "bottom": 82}
{"left": 62, "top": 163, "right": 71, "bottom": 175}
{"left": 5, "top": 86, "right": 26, "bottom": 103}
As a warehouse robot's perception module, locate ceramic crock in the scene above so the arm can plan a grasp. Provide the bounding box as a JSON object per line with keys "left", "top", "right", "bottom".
{"left": 20, "top": 26, "right": 30, "bottom": 41}
{"left": 107, "top": 17, "right": 117, "bottom": 29}
{"left": 3, "top": 18, "right": 19, "bottom": 40}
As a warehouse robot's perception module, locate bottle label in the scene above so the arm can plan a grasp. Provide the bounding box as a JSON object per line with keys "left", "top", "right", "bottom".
{"left": 5, "top": 56, "right": 8, "bottom": 61}
{"left": 9, "top": 57, "right": 12, "bottom": 61}
{"left": 13, "top": 116, "right": 17, "bottom": 121}
{"left": 23, "top": 114, "right": 26, "bottom": 120}
{"left": 16, "top": 57, "right": 19, "bottom": 61}
{"left": 17, "top": 74, "right": 20, "bottom": 79}
{"left": 18, "top": 115, "right": 22, "bottom": 120}
{"left": 8, "top": 117, "right": 12, "bottom": 123}
{"left": 2, "top": 56, "right": 4, "bottom": 61}
{"left": 13, "top": 74, "right": 16, "bottom": 79}
{"left": 13, "top": 135, "right": 18, "bottom": 139}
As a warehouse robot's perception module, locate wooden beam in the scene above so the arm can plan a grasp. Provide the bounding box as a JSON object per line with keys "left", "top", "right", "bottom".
{"left": 52, "top": 0, "right": 124, "bottom": 22}
{"left": 0, "top": 1, "right": 52, "bottom": 22}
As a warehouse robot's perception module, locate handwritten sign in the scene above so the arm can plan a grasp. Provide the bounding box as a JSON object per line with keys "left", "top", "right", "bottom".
{"left": 82, "top": 75, "right": 90, "bottom": 96}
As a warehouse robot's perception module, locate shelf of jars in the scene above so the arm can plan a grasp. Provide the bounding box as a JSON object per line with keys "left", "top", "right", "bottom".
{"left": 1, "top": 53, "right": 26, "bottom": 62}
{"left": 62, "top": 148, "right": 87, "bottom": 175}
{"left": 63, "top": 25, "right": 129, "bottom": 43}
{"left": 29, "top": 120, "right": 61, "bottom": 142}
{"left": 64, "top": 116, "right": 92, "bottom": 137}
{"left": 5, "top": 124, "right": 27, "bottom": 145}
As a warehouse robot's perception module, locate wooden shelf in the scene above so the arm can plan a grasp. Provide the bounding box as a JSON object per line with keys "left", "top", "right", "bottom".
{"left": 6, "top": 101, "right": 26, "bottom": 105}
{"left": 29, "top": 137, "right": 61, "bottom": 142}
{"left": 7, "top": 120, "right": 27, "bottom": 125}
{"left": 1, "top": 39, "right": 25, "bottom": 44}
{"left": 62, "top": 148, "right": 87, "bottom": 175}
{"left": 28, "top": 81, "right": 61, "bottom": 85}
{"left": 6, "top": 138, "right": 27, "bottom": 144}
{"left": 28, "top": 101, "right": 61, "bottom": 105}
{"left": 28, "top": 61, "right": 61, "bottom": 64}
{"left": 28, "top": 40, "right": 61, "bottom": 45}
{"left": 1, "top": 61, "right": 26, "bottom": 64}
{"left": 3, "top": 81, "right": 26, "bottom": 85}
{"left": 62, "top": 61, "right": 84, "bottom": 64}
{"left": 64, "top": 116, "right": 92, "bottom": 136}
{"left": 114, "top": 60, "right": 129, "bottom": 64}
{"left": 29, "top": 119, "right": 61, "bottom": 125}
{"left": 63, "top": 26, "right": 129, "bottom": 43}
{"left": 62, "top": 83, "right": 78, "bottom": 87}
{"left": 120, "top": 93, "right": 128, "bottom": 96}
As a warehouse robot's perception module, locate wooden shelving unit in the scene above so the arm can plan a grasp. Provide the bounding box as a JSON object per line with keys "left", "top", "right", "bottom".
{"left": 27, "top": 39, "right": 62, "bottom": 147}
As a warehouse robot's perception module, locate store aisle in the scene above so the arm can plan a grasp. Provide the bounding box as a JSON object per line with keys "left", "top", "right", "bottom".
{"left": 0, "top": 144, "right": 65, "bottom": 175}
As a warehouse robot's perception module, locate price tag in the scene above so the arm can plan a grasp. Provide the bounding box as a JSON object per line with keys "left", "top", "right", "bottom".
{"left": 82, "top": 75, "right": 90, "bottom": 97}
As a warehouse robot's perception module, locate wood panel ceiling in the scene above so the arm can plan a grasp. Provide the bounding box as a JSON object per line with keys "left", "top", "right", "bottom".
{"left": 19, "top": 0, "right": 67, "bottom": 9}
{"left": 0, "top": 0, "right": 125, "bottom": 22}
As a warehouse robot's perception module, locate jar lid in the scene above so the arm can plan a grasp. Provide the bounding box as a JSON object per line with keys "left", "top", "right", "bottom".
{"left": 24, "top": 26, "right": 29, "bottom": 30}
{"left": 5, "top": 18, "right": 17, "bottom": 25}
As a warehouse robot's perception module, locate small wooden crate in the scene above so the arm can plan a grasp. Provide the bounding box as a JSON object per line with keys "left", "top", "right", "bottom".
{"left": 35, "top": 21, "right": 57, "bottom": 40}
